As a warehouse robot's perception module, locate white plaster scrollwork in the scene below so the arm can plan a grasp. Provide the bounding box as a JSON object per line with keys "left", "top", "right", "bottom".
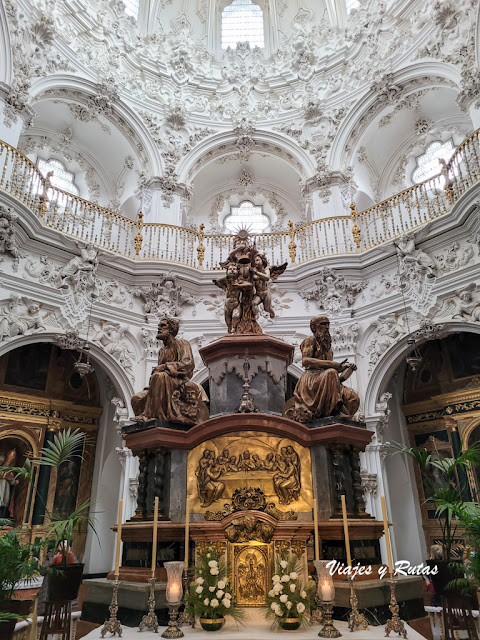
{"left": 52, "top": 329, "right": 84, "bottom": 351}
{"left": 375, "top": 392, "right": 392, "bottom": 443}
{"left": 140, "top": 327, "right": 159, "bottom": 360}
{"left": 413, "top": 319, "right": 445, "bottom": 341}
{"left": 435, "top": 241, "right": 474, "bottom": 273}
{"left": 367, "top": 314, "right": 407, "bottom": 373}
{"left": 330, "top": 322, "right": 360, "bottom": 352}
{"left": 360, "top": 467, "right": 378, "bottom": 497}
{"left": 0, "top": 295, "right": 48, "bottom": 342}
{"left": 394, "top": 233, "right": 438, "bottom": 314}
{"left": 439, "top": 284, "right": 480, "bottom": 322}
{"left": 133, "top": 273, "right": 195, "bottom": 317}
{"left": 112, "top": 398, "right": 130, "bottom": 435}
{"left": 92, "top": 321, "right": 135, "bottom": 380}
{"left": 299, "top": 268, "right": 366, "bottom": 317}
{"left": 0, "top": 205, "right": 25, "bottom": 272}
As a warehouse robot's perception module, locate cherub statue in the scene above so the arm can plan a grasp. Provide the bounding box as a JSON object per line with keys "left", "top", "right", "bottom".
{"left": 394, "top": 233, "right": 438, "bottom": 278}
{"left": 0, "top": 295, "right": 47, "bottom": 342}
{"left": 58, "top": 242, "right": 98, "bottom": 292}
{"left": 213, "top": 263, "right": 252, "bottom": 334}
{"left": 449, "top": 285, "right": 480, "bottom": 322}
{"left": 251, "top": 254, "right": 287, "bottom": 319}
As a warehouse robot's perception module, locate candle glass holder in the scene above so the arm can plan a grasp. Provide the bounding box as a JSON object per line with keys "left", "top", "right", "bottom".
{"left": 384, "top": 573, "right": 407, "bottom": 639}
{"left": 161, "top": 562, "right": 185, "bottom": 639}
{"left": 314, "top": 561, "right": 341, "bottom": 638}
{"left": 178, "top": 567, "right": 195, "bottom": 628}
{"left": 100, "top": 575, "right": 122, "bottom": 638}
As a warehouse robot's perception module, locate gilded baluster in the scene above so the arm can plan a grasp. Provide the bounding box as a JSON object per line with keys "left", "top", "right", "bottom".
{"left": 287, "top": 220, "right": 297, "bottom": 265}
{"left": 134, "top": 211, "right": 144, "bottom": 258}
{"left": 197, "top": 223, "right": 205, "bottom": 268}
{"left": 350, "top": 202, "right": 361, "bottom": 249}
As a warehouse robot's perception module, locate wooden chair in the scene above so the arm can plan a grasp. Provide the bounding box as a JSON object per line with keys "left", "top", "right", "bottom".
{"left": 39, "top": 600, "right": 72, "bottom": 640}
{"left": 441, "top": 595, "right": 479, "bottom": 640}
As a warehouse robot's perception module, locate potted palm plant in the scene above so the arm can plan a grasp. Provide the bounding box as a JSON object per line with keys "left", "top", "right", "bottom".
{"left": 0, "top": 530, "right": 41, "bottom": 640}
{"left": 0, "top": 428, "right": 96, "bottom": 605}
{"left": 184, "top": 546, "right": 244, "bottom": 631}
{"left": 446, "top": 503, "right": 480, "bottom": 607}
{"left": 391, "top": 440, "right": 480, "bottom": 597}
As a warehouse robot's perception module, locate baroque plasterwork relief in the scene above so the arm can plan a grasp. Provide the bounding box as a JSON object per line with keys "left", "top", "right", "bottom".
{"left": 299, "top": 268, "right": 366, "bottom": 317}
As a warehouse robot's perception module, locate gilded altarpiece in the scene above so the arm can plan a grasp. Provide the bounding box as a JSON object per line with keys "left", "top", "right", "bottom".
{"left": 187, "top": 431, "right": 313, "bottom": 513}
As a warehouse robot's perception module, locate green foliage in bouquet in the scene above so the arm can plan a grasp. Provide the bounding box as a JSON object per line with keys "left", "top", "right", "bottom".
{"left": 265, "top": 552, "right": 315, "bottom": 628}
{"left": 184, "top": 547, "right": 245, "bottom": 623}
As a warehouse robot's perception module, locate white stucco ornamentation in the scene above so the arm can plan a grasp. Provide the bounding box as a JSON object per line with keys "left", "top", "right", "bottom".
{"left": 299, "top": 268, "right": 366, "bottom": 316}
{"left": 0, "top": 205, "right": 24, "bottom": 271}
{"left": 0, "top": 294, "right": 48, "bottom": 342}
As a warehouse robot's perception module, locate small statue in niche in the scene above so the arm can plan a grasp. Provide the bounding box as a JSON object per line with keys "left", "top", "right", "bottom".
{"left": 0, "top": 448, "right": 18, "bottom": 519}
{"left": 285, "top": 315, "right": 360, "bottom": 423}
{"left": 213, "top": 230, "right": 287, "bottom": 334}
{"left": 131, "top": 317, "right": 209, "bottom": 425}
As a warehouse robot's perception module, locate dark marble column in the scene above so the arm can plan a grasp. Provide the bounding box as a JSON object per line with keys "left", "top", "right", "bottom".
{"left": 134, "top": 449, "right": 148, "bottom": 520}
{"left": 350, "top": 446, "right": 367, "bottom": 517}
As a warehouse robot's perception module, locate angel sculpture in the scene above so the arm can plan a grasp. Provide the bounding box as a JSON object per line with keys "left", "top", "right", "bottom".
{"left": 213, "top": 230, "right": 287, "bottom": 334}
{"left": 0, "top": 295, "right": 47, "bottom": 342}
{"left": 443, "top": 285, "right": 480, "bottom": 322}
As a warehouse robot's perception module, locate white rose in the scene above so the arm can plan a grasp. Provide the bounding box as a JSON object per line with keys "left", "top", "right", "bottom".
{"left": 286, "top": 601, "right": 292, "bottom": 610}
{"left": 290, "top": 583, "right": 296, "bottom": 593}
{"left": 290, "top": 572, "right": 298, "bottom": 580}
{"left": 196, "top": 586, "right": 203, "bottom": 594}
{"left": 275, "top": 606, "right": 282, "bottom": 617}
{"left": 216, "top": 590, "right": 224, "bottom": 598}
{"left": 217, "top": 581, "right": 226, "bottom": 589}
{"left": 268, "top": 589, "right": 275, "bottom": 597}
{"left": 271, "top": 603, "right": 278, "bottom": 611}
{"left": 280, "top": 594, "right": 288, "bottom": 603}
{"left": 222, "top": 598, "right": 231, "bottom": 608}
{"left": 203, "top": 598, "right": 210, "bottom": 606}
{"left": 211, "top": 599, "right": 219, "bottom": 608}
{"left": 301, "top": 590, "right": 307, "bottom": 599}
{"left": 210, "top": 568, "right": 219, "bottom": 575}
{"left": 195, "top": 577, "right": 204, "bottom": 585}
{"left": 273, "top": 583, "right": 283, "bottom": 593}
{"left": 281, "top": 575, "right": 290, "bottom": 582}
{"left": 297, "top": 602, "right": 306, "bottom": 614}
{"left": 224, "top": 592, "right": 232, "bottom": 599}
{"left": 208, "top": 560, "right": 218, "bottom": 568}
{"left": 209, "top": 586, "right": 216, "bottom": 592}
{"left": 280, "top": 560, "right": 288, "bottom": 569}
{"left": 272, "top": 575, "right": 280, "bottom": 584}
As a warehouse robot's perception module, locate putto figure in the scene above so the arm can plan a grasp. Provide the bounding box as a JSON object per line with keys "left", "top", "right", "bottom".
{"left": 131, "top": 317, "right": 209, "bottom": 425}
{"left": 286, "top": 315, "right": 360, "bottom": 423}
{"left": 213, "top": 231, "right": 287, "bottom": 334}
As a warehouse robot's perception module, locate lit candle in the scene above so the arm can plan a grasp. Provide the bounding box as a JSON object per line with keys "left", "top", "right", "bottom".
{"left": 184, "top": 497, "right": 190, "bottom": 568}
{"left": 114, "top": 499, "right": 123, "bottom": 576}
{"left": 381, "top": 495, "right": 394, "bottom": 573}
{"left": 341, "top": 494, "right": 352, "bottom": 567}
{"left": 320, "top": 579, "right": 334, "bottom": 603}
{"left": 151, "top": 496, "right": 159, "bottom": 574}
{"left": 313, "top": 499, "right": 320, "bottom": 561}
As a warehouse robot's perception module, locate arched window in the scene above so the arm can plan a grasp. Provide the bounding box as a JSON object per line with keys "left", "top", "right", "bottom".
{"left": 221, "top": 0, "right": 265, "bottom": 49}
{"left": 224, "top": 201, "right": 270, "bottom": 234}
{"left": 37, "top": 158, "right": 80, "bottom": 196}
{"left": 345, "top": 0, "right": 360, "bottom": 13}
{"left": 120, "top": 0, "right": 139, "bottom": 20}
{"left": 412, "top": 140, "right": 455, "bottom": 184}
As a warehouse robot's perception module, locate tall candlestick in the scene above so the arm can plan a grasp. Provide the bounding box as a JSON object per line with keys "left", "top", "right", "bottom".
{"left": 184, "top": 497, "right": 190, "bottom": 568}
{"left": 313, "top": 499, "right": 320, "bottom": 561}
{"left": 341, "top": 494, "right": 352, "bottom": 567}
{"left": 151, "top": 497, "right": 159, "bottom": 573}
{"left": 114, "top": 499, "right": 123, "bottom": 576}
{"left": 381, "top": 495, "right": 394, "bottom": 573}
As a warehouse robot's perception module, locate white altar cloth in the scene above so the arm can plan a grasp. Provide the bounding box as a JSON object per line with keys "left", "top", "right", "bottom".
{"left": 85, "top": 609, "right": 426, "bottom": 640}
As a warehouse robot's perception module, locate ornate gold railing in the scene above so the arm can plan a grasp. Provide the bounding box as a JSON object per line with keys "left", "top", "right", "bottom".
{"left": 1, "top": 128, "right": 479, "bottom": 268}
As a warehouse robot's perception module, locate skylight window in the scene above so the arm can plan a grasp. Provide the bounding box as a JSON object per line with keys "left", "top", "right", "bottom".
{"left": 221, "top": 0, "right": 265, "bottom": 49}
{"left": 224, "top": 201, "right": 270, "bottom": 234}
{"left": 412, "top": 140, "right": 455, "bottom": 184}
{"left": 120, "top": 0, "right": 139, "bottom": 20}
{"left": 37, "top": 158, "right": 80, "bottom": 196}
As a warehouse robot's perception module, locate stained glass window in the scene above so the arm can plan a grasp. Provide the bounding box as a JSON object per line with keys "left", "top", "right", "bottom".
{"left": 224, "top": 201, "right": 270, "bottom": 234}
{"left": 120, "top": 0, "right": 139, "bottom": 19}
{"left": 412, "top": 140, "right": 455, "bottom": 184}
{"left": 221, "top": 0, "right": 265, "bottom": 49}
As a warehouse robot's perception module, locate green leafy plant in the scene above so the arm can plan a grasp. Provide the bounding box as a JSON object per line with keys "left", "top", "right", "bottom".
{"left": 390, "top": 440, "right": 480, "bottom": 562}
{"left": 265, "top": 551, "right": 315, "bottom": 628}
{"left": 446, "top": 503, "right": 480, "bottom": 593}
{"left": 184, "top": 546, "right": 244, "bottom": 623}
{"left": 0, "top": 530, "right": 41, "bottom": 603}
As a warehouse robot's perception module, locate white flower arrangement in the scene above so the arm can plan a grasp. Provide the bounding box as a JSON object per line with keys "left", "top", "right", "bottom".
{"left": 185, "top": 546, "right": 244, "bottom": 624}
{"left": 265, "top": 553, "right": 314, "bottom": 629}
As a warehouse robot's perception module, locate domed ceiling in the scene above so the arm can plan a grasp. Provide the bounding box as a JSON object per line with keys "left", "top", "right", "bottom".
{"left": 2, "top": 0, "right": 478, "bottom": 226}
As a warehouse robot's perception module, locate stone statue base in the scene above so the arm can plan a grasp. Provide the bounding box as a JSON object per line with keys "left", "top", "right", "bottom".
{"left": 305, "top": 416, "right": 366, "bottom": 429}
{"left": 122, "top": 419, "right": 193, "bottom": 435}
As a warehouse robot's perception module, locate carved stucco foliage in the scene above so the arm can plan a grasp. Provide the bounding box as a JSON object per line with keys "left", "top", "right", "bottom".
{"left": 299, "top": 267, "right": 367, "bottom": 317}
{"left": 133, "top": 273, "right": 195, "bottom": 317}
{"left": 0, "top": 204, "right": 25, "bottom": 271}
